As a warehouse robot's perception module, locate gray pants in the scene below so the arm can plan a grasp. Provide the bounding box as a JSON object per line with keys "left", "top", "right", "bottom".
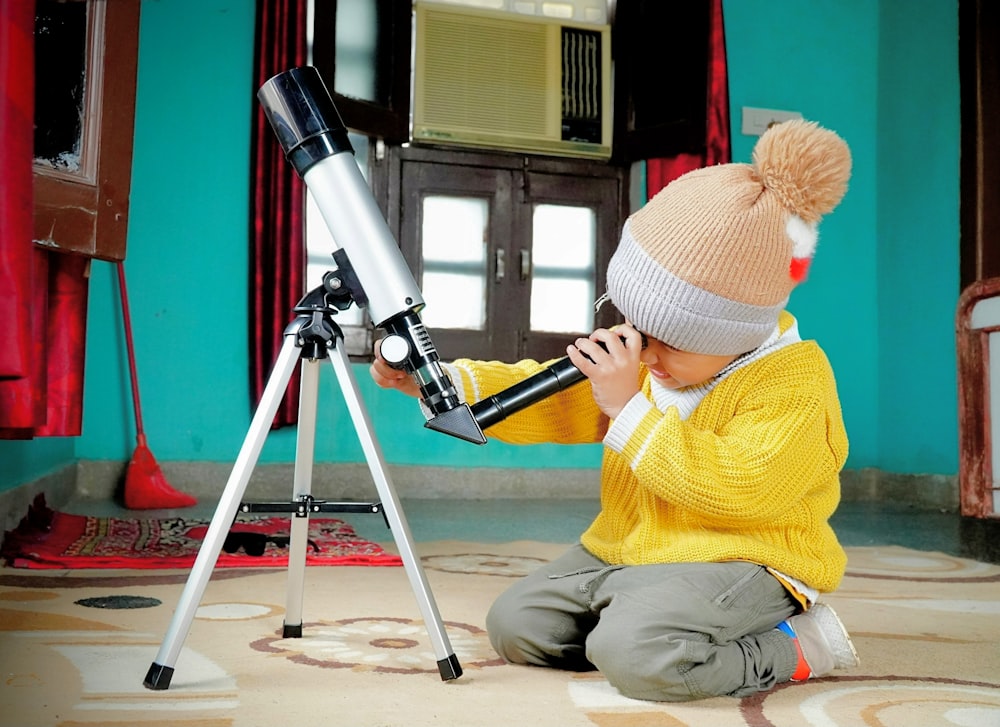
{"left": 486, "top": 544, "right": 801, "bottom": 701}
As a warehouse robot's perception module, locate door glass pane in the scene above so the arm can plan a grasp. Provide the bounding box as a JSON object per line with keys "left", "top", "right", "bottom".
{"left": 420, "top": 196, "right": 488, "bottom": 330}
{"left": 305, "top": 133, "right": 369, "bottom": 326}
{"left": 530, "top": 204, "right": 595, "bottom": 333}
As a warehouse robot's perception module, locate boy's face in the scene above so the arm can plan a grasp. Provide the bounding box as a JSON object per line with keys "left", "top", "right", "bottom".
{"left": 637, "top": 333, "right": 740, "bottom": 390}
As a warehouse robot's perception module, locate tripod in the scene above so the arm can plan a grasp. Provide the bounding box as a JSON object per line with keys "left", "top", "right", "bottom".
{"left": 143, "top": 284, "right": 462, "bottom": 690}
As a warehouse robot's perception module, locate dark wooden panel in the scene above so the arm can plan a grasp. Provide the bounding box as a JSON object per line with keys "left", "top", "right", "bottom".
{"left": 960, "top": 0, "right": 1000, "bottom": 287}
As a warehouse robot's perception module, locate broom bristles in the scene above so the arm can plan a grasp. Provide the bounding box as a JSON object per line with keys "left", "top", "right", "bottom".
{"left": 123, "top": 443, "right": 197, "bottom": 510}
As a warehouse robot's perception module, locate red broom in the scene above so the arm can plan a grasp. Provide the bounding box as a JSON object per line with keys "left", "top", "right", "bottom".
{"left": 117, "top": 261, "right": 197, "bottom": 509}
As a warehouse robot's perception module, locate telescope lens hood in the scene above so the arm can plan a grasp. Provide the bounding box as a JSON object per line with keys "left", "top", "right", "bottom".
{"left": 258, "top": 66, "right": 353, "bottom": 175}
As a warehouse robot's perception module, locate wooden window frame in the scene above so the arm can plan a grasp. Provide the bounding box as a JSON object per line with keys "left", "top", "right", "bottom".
{"left": 33, "top": 0, "right": 140, "bottom": 262}
{"left": 310, "top": 0, "right": 410, "bottom": 143}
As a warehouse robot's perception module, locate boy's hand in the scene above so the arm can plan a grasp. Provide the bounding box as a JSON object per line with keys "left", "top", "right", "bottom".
{"left": 369, "top": 338, "right": 421, "bottom": 398}
{"left": 567, "top": 325, "right": 643, "bottom": 419}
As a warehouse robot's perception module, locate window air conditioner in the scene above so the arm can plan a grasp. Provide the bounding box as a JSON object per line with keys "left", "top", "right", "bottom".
{"left": 412, "top": 2, "right": 612, "bottom": 160}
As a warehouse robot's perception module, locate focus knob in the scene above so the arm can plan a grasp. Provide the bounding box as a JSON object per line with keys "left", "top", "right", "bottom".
{"left": 380, "top": 334, "right": 411, "bottom": 369}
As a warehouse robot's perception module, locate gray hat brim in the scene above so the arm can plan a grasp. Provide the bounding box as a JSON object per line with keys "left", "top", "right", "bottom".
{"left": 605, "top": 221, "right": 785, "bottom": 356}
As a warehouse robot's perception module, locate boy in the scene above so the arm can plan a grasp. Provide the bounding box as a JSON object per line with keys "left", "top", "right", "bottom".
{"left": 370, "top": 119, "right": 859, "bottom": 701}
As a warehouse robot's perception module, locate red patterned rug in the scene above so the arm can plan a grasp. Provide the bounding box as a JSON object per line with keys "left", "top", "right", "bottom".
{"left": 0, "top": 495, "right": 401, "bottom": 569}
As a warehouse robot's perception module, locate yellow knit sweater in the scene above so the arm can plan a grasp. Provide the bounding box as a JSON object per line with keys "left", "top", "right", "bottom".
{"left": 449, "top": 313, "right": 849, "bottom": 593}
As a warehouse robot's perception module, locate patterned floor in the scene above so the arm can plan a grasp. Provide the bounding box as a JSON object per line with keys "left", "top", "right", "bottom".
{"left": 1, "top": 541, "right": 998, "bottom": 727}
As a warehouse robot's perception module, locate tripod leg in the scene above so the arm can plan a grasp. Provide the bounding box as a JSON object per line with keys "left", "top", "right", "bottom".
{"left": 326, "top": 342, "right": 463, "bottom": 681}
{"left": 282, "top": 358, "right": 321, "bottom": 637}
{"left": 143, "top": 335, "right": 303, "bottom": 690}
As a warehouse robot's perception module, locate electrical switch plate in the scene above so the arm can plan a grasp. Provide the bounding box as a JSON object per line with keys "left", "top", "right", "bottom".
{"left": 741, "top": 107, "right": 803, "bottom": 136}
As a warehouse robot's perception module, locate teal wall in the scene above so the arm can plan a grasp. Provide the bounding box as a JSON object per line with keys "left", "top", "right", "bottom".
{"left": 77, "top": 0, "right": 259, "bottom": 465}
{"left": 0, "top": 438, "right": 75, "bottom": 490}
{"left": 0, "top": 0, "right": 961, "bottom": 492}
{"left": 724, "top": 0, "right": 882, "bottom": 466}
{"left": 876, "top": 0, "right": 961, "bottom": 474}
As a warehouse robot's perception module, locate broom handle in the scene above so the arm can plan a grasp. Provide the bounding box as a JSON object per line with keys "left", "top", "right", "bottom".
{"left": 116, "top": 261, "right": 146, "bottom": 439}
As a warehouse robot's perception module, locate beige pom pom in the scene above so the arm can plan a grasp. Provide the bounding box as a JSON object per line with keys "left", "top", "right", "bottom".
{"left": 752, "top": 119, "right": 852, "bottom": 224}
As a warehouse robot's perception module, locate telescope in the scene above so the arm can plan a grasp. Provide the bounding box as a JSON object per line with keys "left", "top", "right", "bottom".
{"left": 257, "top": 67, "right": 486, "bottom": 446}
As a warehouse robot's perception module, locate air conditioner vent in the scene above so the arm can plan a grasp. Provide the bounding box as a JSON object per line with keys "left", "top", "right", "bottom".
{"left": 561, "top": 27, "right": 603, "bottom": 143}
{"left": 420, "top": 13, "right": 553, "bottom": 136}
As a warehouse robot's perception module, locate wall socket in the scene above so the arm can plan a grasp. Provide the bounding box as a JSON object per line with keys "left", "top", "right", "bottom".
{"left": 741, "top": 107, "right": 803, "bottom": 136}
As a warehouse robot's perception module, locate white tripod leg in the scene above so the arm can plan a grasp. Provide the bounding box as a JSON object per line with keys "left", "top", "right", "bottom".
{"left": 143, "top": 334, "right": 302, "bottom": 690}
{"left": 326, "top": 341, "right": 462, "bottom": 680}
{"left": 282, "top": 357, "right": 320, "bottom": 636}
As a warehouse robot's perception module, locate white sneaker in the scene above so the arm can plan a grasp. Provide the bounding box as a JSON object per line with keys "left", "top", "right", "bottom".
{"left": 779, "top": 603, "right": 859, "bottom": 680}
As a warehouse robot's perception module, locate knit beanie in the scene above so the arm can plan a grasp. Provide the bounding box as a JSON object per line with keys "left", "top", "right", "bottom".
{"left": 605, "top": 119, "right": 852, "bottom": 355}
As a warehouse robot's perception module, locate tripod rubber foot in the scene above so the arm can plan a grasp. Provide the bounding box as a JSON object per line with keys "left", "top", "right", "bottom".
{"left": 143, "top": 662, "right": 174, "bottom": 690}
{"left": 283, "top": 623, "right": 303, "bottom": 638}
{"left": 437, "top": 654, "right": 463, "bottom": 681}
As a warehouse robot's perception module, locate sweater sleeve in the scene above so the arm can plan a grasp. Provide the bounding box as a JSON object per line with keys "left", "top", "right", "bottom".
{"left": 449, "top": 358, "right": 608, "bottom": 445}
{"left": 604, "top": 344, "right": 848, "bottom": 526}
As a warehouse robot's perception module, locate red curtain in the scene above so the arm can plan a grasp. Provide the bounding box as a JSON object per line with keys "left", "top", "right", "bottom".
{"left": 0, "top": 0, "right": 34, "bottom": 388}
{"left": 249, "top": 0, "right": 308, "bottom": 428}
{"left": 0, "top": 0, "right": 88, "bottom": 439}
{"left": 646, "top": 0, "right": 731, "bottom": 199}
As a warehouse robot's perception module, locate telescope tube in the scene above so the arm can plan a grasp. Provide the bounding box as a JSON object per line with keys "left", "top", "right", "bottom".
{"left": 257, "top": 67, "right": 486, "bottom": 445}
{"left": 469, "top": 332, "right": 646, "bottom": 430}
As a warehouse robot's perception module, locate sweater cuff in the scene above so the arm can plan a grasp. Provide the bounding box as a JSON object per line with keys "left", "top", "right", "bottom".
{"left": 603, "top": 394, "right": 654, "bottom": 454}
{"left": 441, "top": 362, "right": 470, "bottom": 403}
